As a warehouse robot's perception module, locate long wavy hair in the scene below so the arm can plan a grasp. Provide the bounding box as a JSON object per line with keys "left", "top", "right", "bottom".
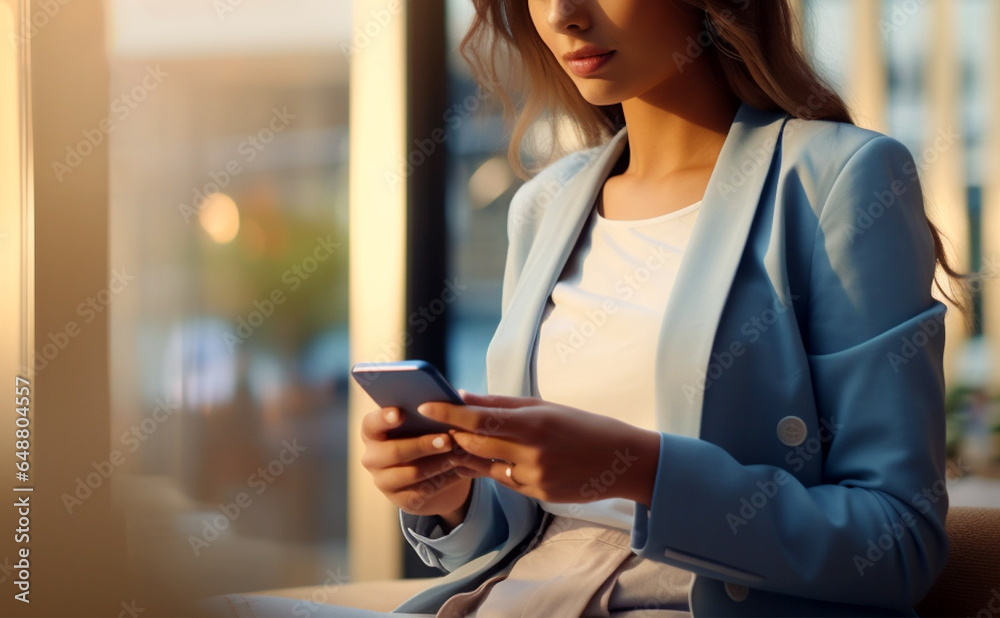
{"left": 460, "top": 0, "right": 974, "bottom": 326}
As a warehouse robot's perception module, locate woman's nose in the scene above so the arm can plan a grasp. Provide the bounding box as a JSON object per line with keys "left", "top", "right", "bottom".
{"left": 547, "top": 0, "right": 591, "bottom": 33}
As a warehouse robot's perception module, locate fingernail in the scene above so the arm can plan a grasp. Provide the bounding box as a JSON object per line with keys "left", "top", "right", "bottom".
{"left": 432, "top": 436, "right": 446, "bottom": 450}
{"left": 384, "top": 408, "right": 398, "bottom": 424}
{"left": 417, "top": 403, "right": 431, "bottom": 416}
{"left": 457, "top": 388, "right": 468, "bottom": 398}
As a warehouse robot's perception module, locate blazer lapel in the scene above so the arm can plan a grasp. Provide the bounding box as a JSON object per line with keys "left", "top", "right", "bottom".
{"left": 654, "top": 104, "right": 788, "bottom": 438}
{"left": 487, "top": 103, "right": 789, "bottom": 440}
{"left": 487, "top": 127, "right": 629, "bottom": 397}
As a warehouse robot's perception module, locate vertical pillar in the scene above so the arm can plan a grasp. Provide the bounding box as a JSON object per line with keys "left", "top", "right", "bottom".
{"left": 924, "top": 0, "right": 970, "bottom": 386}
{"left": 0, "top": 3, "right": 33, "bottom": 612}
{"left": 982, "top": 1, "right": 1000, "bottom": 391}
{"left": 11, "top": 0, "right": 124, "bottom": 615}
{"left": 348, "top": 0, "right": 410, "bottom": 582}
{"left": 0, "top": 1, "right": 29, "bottom": 372}
{"left": 404, "top": 0, "right": 450, "bottom": 578}
{"left": 849, "top": 0, "right": 888, "bottom": 132}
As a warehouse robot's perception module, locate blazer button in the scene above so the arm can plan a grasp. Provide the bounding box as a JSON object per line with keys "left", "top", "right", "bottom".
{"left": 725, "top": 582, "right": 749, "bottom": 602}
{"left": 777, "top": 416, "right": 807, "bottom": 446}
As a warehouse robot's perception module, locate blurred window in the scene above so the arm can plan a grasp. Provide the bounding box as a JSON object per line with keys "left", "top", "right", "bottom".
{"left": 108, "top": 0, "right": 352, "bottom": 598}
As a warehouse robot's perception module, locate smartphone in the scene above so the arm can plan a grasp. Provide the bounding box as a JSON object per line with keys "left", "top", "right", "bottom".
{"left": 350, "top": 360, "right": 464, "bottom": 439}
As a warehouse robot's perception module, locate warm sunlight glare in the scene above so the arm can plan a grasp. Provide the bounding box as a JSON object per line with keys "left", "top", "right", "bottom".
{"left": 198, "top": 193, "right": 240, "bottom": 244}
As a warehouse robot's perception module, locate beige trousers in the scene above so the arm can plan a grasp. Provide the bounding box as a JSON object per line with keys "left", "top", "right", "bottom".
{"left": 194, "top": 515, "right": 693, "bottom": 617}
{"left": 436, "top": 514, "right": 692, "bottom": 617}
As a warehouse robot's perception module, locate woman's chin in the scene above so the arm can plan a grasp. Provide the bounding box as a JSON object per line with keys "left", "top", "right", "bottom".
{"left": 576, "top": 88, "right": 627, "bottom": 109}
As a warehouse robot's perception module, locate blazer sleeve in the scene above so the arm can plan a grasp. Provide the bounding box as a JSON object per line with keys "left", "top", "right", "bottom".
{"left": 399, "top": 478, "right": 506, "bottom": 572}
{"left": 630, "top": 136, "right": 949, "bottom": 610}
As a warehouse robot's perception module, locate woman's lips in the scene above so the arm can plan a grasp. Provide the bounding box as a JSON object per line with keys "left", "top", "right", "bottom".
{"left": 565, "top": 51, "right": 615, "bottom": 77}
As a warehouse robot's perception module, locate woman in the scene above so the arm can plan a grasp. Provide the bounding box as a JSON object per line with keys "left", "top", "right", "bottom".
{"left": 382, "top": 0, "right": 970, "bottom": 615}
{"left": 201, "top": 0, "right": 971, "bottom": 616}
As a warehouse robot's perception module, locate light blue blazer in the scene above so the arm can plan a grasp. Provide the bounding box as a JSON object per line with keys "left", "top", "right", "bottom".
{"left": 394, "top": 103, "right": 948, "bottom": 616}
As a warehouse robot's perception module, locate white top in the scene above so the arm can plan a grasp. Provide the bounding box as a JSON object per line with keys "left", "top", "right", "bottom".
{"left": 531, "top": 199, "right": 702, "bottom": 530}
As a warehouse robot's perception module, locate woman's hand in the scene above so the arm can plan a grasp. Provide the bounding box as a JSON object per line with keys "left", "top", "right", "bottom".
{"left": 360, "top": 406, "right": 476, "bottom": 526}
{"left": 418, "top": 392, "right": 661, "bottom": 506}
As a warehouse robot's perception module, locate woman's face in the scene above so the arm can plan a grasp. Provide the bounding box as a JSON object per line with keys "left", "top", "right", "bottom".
{"left": 526, "top": 0, "right": 707, "bottom": 106}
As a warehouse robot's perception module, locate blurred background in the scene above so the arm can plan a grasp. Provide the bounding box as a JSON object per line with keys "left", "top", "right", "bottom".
{"left": 2, "top": 0, "right": 1000, "bottom": 615}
